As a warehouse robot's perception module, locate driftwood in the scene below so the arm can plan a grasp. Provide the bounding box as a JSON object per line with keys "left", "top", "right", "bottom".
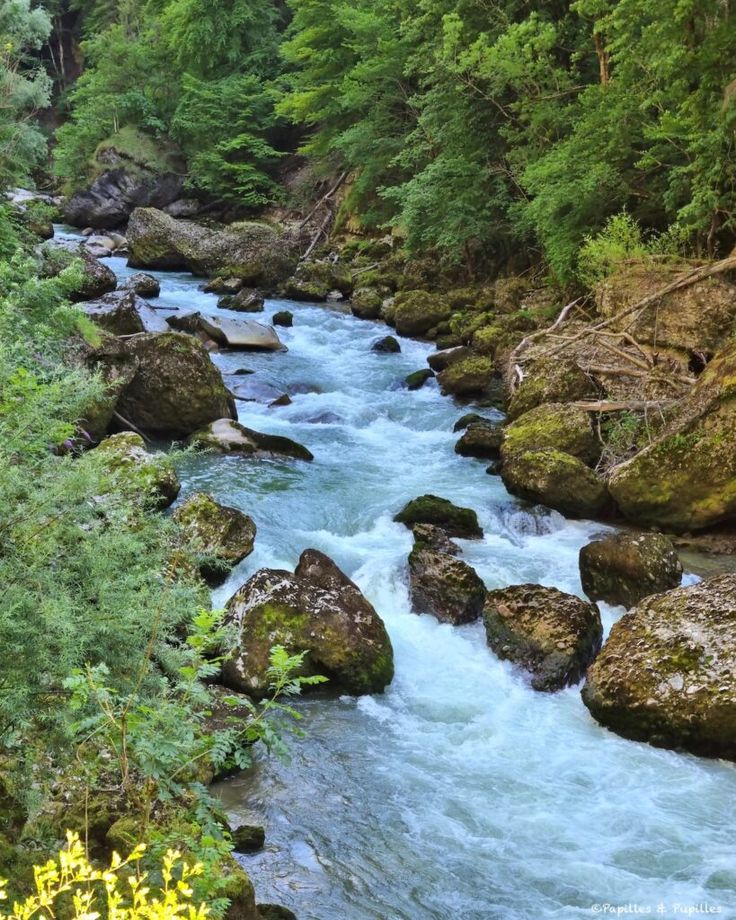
{"left": 112, "top": 410, "right": 150, "bottom": 443}
{"left": 569, "top": 399, "right": 676, "bottom": 413}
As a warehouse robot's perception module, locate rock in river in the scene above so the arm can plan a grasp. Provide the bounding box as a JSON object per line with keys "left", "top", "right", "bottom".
{"left": 221, "top": 549, "right": 394, "bottom": 697}
{"left": 455, "top": 422, "right": 503, "bottom": 459}
{"left": 174, "top": 492, "right": 256, "bottom": 584}
{"left": 501, "top": 449, "right": 609, "bottom": 520}
{"left": 484, "top": 584, "right": 603, "bottom": 691}
{"left": 581, "top": 575, "right": 736, "bottom": 760}
{"left": 83, "top": 291, "right": 169, "bottom": 336}
{"left": 395, "top": 495, "right": 483, "bottom": 539}
{"left": 408, "top": 527, "right": 486, "bottom": 624}
{"left": 372, "top": 335, "right": 401, "bottom": 354}
{"left": 579, "top": 532, "right": 682, "bottom": 609}
{"left": 191, "top": 419, "right": 313, "bottom": 461}
{"left": 121, "top": 272, "right": 160, "bottom": 298}
{"left": 501, "top": 403, "right": 600, "bottom": 466}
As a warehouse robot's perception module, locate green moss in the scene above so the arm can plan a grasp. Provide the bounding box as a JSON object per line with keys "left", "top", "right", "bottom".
{"left": 502, "top": 403, "right": 599, "bottom": 465}
{"left": 395, "top": 494, "right": 483, "bottom": 538}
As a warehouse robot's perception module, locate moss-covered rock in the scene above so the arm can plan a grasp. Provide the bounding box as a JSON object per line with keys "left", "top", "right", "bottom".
{"left": 351, "top": 287, "right": 384, "bottom": 320}
{"left": 408, "top": 538, "right": 486, "bottom": 625}
{"left": 67, "top": 249, "right": 117, "bottom": 302}
{"left": 121, "top": 272, "right": 160, "bottom": 298}
{"left": 83, "top": 291, "right": 170, "bottom": 336}
{"left": 127, "top": 207, "right": 297, "bottom": 286}
{"left": 113, "top": 333, "right": 235, "bottom": 437}
{"left": 394, "top": 494, "right": 482, "bottom": 538}
{"left": 219, "top": 289, "right": 265, "bottom": 313}
{"left": 427, "top": 346, "right": 471, "bottom": 373}
{"left": 502, "top": 403, "right": 600, "bottom": 466}
{"left": 579, "top": 532, "right": 682, "bottom": 609}
{"left": 219, "top": 858, "right": 261, "bottom": 920}
{"left": 232, "top": 824, "right": 265, "bottom": 854}
{"left": 257, "top": 907, "right": 297, "bottom": 920}
{"left": 282, "top": 261, "right": 353, "bottom": 301}
{"left": 222, "top": 549, "right": 394, "bottom": 697}
{"left": 507, "top": 357, "right": 598, "bottom": 421}
{"left": 174, "top": 492, "right": 256, "bottom": 583}
{"left": 190, "top": 419, "right": 313, "bottom": 461}
{"left": 272, "top": 310, "right": 293, "bottom": 327}
{"left": 455, "top": 422, "right": 503, "bottom": 459}
{"left": 372, "top": 335, "right": 400, "bottom": 354}
{"left": 392, "top": 291, "right": 452, "bottom": 337}
{"left": 484, "top": 584, "right": 602, "bottom": 691}
{"left": 86, "top": 433, "right": 180, "bottom": 509}
{"left": 437, "top": 355, "right": 495, "bottom": 396}
{"left": 608, "top": 340, "right": 736, "bottom": 532}
{"left": 405, "top": 368, "right": 434, "bottom": 390}
{"left": 581, "top": 574, "right": 736, "bottom": 760}
{"left": 501, "top": 449, "right": 609, "bottom": 519}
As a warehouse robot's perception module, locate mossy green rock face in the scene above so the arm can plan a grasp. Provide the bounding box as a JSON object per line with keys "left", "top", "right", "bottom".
{"left": 113, "top": 333, "right": 234, "bottom": 437}
{"left": 232, "top": 823, "right": 265, "bottom": 853}
{"left": 222, "top": 549, "right": 394, "bottom": 697}
{"left": 581, "top": 575, "right": 736, "bottom": 760}
{"left": 455, "top": 423, "right": 503, "bottom": 459}
{"left": 501, "top": 449, "right": 609, "bottom": 519}
{"left": 409, "top": 542, "right": 486, "bottom": 625}
{"left": 502, "top": 403, "right": 599, "bottom": 466}
{"left": 351, "top": 287, "right": 384, "bottom": 320}
{"left": 127, "top": 207, "right": 297, "bottom": 286}
{"left": 392, "top": 291, "right": 452, "bottom": 337}
{"left": 437, "top": 355, "right": 495, "bottom": 396}
{"left": 69, "top": 249, "right": 117, "bottom": 302}
{"left": 219, "top": 858, "right": 260, "bottom": 920}
{"left": 579, "top": 532, "right": 682, "bottom": 609}
{"left": 84, "top": 291, "right": 169, "bottom": 336}
{"left": 484, "top": 584, "right": 602, "bottom": 691}
{"left": 405, "top": 368, "right": 434, "bottom": 390}
{"left": 174, "top": 492, "right": 256, "bottom": 583}
{"left": 284, "top": 260, "right": 354, "bottom": 301}
{"left": 394, "top": 494, "right": 483, "bottom": 538}
{"left": 87, "top": 433, "right": 180, "bottom": 509}
{"left": 608, "top": 340, "right": 736, "bottom": 531}
{"left": 427, "top": 346, "right": 470, "bottom": 373}
{"left": 190, "top": 418, "right": 313, "bottom": 461}
{"left": 507, "top": 357, "right": 598, "bottom": 421}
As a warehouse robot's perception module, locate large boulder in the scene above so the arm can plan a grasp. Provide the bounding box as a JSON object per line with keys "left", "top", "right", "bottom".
{"left": 437, "top": 355, "right": 495, "bottom": 396}
{"left": 127, "top": 208, "right": 298, "bottom": 286}
{"left": 69, "top": 250, "right": 117, "bottom": 302}
{"left": 501, "top": 403, "right": 600, "bottom": 466}
{"left": 84, "top": 433, "right": 180, "bottom": 509}
{"left": 83, "top": 291, "right": 169, "bottom": 335}
{"left": 408, "top": 526, "right": 486, "bottom": 624}
{"left": 581, "top": 575, "right": 736, "bottom": 760}
{"left": 484, "top": 584, "right": 602, "bottom": 691}
{"left": 392, "top": 291, "right": 452, "bottom": 337}
{"left": 190, "top": 418, "right": 313, "bottom": 461}
{"left": 501, "top": 449, "right": 609, "bottom": 519}
{"left": 579, "top": 532, "right": 682, "bottom": 609}
{"left": 507, "top": 357, "right": 598, "bottom": 421}
{"left": 121, "top": 272, "right": 160, "bottom": 298}
{"left": 455, "top": 422, "right": 503, "bottom": 459}
{"left": 113, "top": 333, "right": 235, "bottom": 437}
{"left": 608, "top": 340, "right": 736, "bottom": 531}
{"left": 174, "top": 492, "right": 256, "bottom": 583}
{"left": 196, "top": 315, "right": 284, "bottom": 351}
{"left": 394, "top": 495, "right": 483, "bottom": 538}
{"left": 351, "top": 287, "right": 384, "bottom": 320}
{"left": 221, "top": 549, "right": 394, "bottom": 697}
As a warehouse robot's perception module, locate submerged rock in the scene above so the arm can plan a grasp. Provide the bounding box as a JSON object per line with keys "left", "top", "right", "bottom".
{"left": 86, "top": 432, "right": 180, "bottom": 509}
{"left": 501, "top": 449, "right": 609, "bottom": 519}
{"left": 191, "top": 418, "right": 313, "bottom": 461}
{"left": 222, "top": 549, "right": 394, "bottom": 697}
{"left": 437, "top": 355, "right": 495, "bottom": 396}
{"left": 372, "top": 335, "right": 401, "bottom": 354}
{"left": 501, "top": 403, "right": 599, "bottom": 466}
{"left": 257, "top": 906, "right": 297, "bottom": 920}
{"left": 455, "top": 422, "right": 503, "bottom": 459}
{"left": 579, "top": 532, "right": 682, "bottom": 609}
{"left": 581, "top": 575, "right": 736, "bottom": 760}
{"left": 408, "top": 529, "right": 486, "bottom": 624}
{"left": 483, "top": 584, "right": 602, "bottom": 691}
{"left": 395, "top": 495, "right": 483, "bottom": 539}
{"left": 405, "top": 368, "right": 434, "bottom": 390}
{"left": 121, "top": 272, "right": 160, "bottom": 298}
{"left": 174, "top": 492, "right": 256, "bottom": 584}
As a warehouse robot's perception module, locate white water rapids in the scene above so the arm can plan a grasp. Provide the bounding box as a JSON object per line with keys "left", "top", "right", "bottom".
{"left": 63, "top": 228, "right": 736, "bottom": 920}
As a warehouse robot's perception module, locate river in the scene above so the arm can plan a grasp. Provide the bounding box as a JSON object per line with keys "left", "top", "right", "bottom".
{"left": 60, "top": 228, "right": 736, "bottom": 920}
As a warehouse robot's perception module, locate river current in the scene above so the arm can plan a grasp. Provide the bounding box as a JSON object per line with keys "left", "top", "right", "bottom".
{"left": 60, "top": 228, "right": 736, "bottom": 920}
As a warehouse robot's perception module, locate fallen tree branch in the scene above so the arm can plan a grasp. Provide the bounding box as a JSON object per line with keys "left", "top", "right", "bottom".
{"left": 298, "top": 171, "right": 348, "bottom": 231}
{"left": 569, "top": 399, "right": 676, "bottom": 413}
{"left": 112, "top": 410, "right": 150, "bottom": 442}
{"left": 507, "top": 297, "right": 583, "bottom": 390}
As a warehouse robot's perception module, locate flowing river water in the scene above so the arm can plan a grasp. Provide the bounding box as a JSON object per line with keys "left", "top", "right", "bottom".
{"left": 60, "top": 229, "right": 736, "bottom": 920}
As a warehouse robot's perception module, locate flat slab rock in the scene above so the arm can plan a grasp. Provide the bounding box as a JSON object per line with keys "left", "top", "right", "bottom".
{"left": 190, "top": 418, "right": 313, "bottom": 461}
{"left": 582, "top": 574, "right": 736, "bottom": 760}
{"left": 221, "top": 549, "right": 394, "bottom": 697}
{"left": 483, "top": 584, "right": 603, "bottom": 691}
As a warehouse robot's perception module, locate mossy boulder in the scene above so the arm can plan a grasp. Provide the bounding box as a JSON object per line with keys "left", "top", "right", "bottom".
{"left": 190, "top": 418, "right": 313, "bottom": 461}
{"left": 579, "top": 532, "right": 682, "bottom": 609}
{"left": 484, "top": 584, "right": 603, "bottom": 691}
{"left": 437, "top": 355, "right": 495, "bottom": 396}
{"left": 121, "top": 272, "right": 160, "bottom": 298}
{"left": 283, "top": 261, "right": 353, "bottom": 301}
{"left": 608, "top": 340, "right": 736, "bottom": 531}
{"left": 408, "top": 533, "right": 486, "bottom": 625}
{"left": 405, "top": 368, "right": 434, "bottom": 390}
{"left": 427, "top": 346, "right": 471, "bottom": 373}
{"left": 372, "top": 335, "right": 400, "bottom": 354}
{"left": 219, "top": 289, "right": 265, "bottom": 313}
{"left": 127, "top": 207, "right": 297, "bottom": 286}
{"left": 83, "top": 291, "right": 170, "bottom": 335}
{"left": 351, "top": 287, "right": 384, "bottom": 320}
{"left": 455, "top": 422, "right": 503, "bottom": 459}
{"left": 394, "top": 494, "right": 482, "bottom": 538}
{"left": 222, "top": 549, "right": 394, "bottom": 697}
{"left": 220, "top": 859, "right": 260, "bottom": 920}
{"left": 232, "top": 824, "right": 265, "bottom": 854}
{"left": 272, "top": 310, "right": 293, "bottom": 327}
{"left": 501, "top": 449, "right": 609, "bottom": 519}
{"left": 113, "top": 333, "right": 235, "bottom": 437}
{"left": 392, "top": 291, "right": 452, "bottom": 337}
{"left": 501, "top": 403, "right": 600, "bottom": 466}
{"left": 581, "top": 574, "right": 736, "bottom": 760}
{"left": 69, "top": 249, "right": 117, "bottom": 302}
{"left": 507, "top": 357, "right": 598, "bottom": 421}
{"left": 174, "top": 492, "right": 256, "bottom": 583}
{"left": 86, "top": 433, "right": 180, "bottom": 509}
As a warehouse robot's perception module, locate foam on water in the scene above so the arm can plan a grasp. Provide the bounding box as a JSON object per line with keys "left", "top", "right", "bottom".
{"left": 60, "top": 228, "right": 736, "bottom": 919}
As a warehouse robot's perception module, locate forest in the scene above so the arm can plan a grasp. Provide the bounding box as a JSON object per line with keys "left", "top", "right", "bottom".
{"left": 1, "top": 0, "right": 736, "bottom": 918}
